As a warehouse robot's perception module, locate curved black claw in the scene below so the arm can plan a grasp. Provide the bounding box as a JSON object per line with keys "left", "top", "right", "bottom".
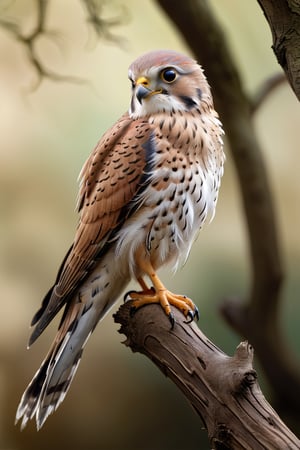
{"left": 184, "top": 310, "right": 195, "bottom": 324}
{"left": 124, "top": 290, "right": 138, "bottom": 303}
{"left": 184, "top": 307, "right": 200, "bottom": 324}
{"left": 168, "top": 312, "right": 175, "bottom": 329}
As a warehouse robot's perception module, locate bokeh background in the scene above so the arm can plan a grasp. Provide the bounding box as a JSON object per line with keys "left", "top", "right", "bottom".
{"left": 0, "top": 1, "right": 299, "bottom": 449}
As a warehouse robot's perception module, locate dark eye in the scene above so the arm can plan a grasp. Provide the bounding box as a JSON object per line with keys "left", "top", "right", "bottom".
{"left": 161, "top": 68, "right": 177, "bottom": 83}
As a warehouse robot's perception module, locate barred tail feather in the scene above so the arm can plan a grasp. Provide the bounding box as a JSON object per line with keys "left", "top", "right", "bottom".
{"left": 16, "top": 246, "right": 130, "bottom": 430}
{"left": 16, "top": 284, "right": 123, "bottom": 429}
{"left": 16, "top": 305, "right": 92, "bottom": 430}
{"left": 15, "top": 354, "right": 51, "bottom": 430}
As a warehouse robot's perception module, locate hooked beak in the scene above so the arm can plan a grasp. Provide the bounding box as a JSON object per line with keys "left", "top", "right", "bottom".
{"left": 135, "top": 76, "right": 163, "bottom": 104}
{"left": 136, "top": 84, "right": 152, "bottom": 104}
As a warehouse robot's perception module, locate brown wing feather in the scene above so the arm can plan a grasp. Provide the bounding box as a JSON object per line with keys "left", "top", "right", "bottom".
{"left": 29, "top": 113, "right": 152, "bottom": 345}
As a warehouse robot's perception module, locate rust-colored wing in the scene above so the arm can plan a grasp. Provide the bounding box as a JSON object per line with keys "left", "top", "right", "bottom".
{"left": 29, "top": 113, "right": 153, "bottom": 345}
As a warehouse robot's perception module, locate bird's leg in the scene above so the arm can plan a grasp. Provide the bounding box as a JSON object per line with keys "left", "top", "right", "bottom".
{"left": 137, "top": 277, "right": 154, "bottom": 293}
{"left": 123, "top": 277, "right": 155, "bottom": 302}
{"left": 128, "top": 258, "right": 199, "bottom": 327}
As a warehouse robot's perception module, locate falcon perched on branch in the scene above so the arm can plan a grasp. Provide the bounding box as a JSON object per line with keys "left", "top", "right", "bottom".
{"left": 16, "top": 50, "right": 224, "bottom": 430}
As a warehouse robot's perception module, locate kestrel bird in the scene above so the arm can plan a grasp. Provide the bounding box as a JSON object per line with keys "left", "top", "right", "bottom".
{"left": 16, "top": 50, "right": 224, "bottom": 430}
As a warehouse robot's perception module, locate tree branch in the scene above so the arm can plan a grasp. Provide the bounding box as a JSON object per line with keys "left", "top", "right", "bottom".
{"left": 81, "top": 0, "right": 127, "bottom": 46}
{"left": 0, "top": 0, "right": 126, "bottom": 88}
{"left": 251, "top": 72, "right": 287, "bottom": 114}
{"left": 114, "top": 303, "right": 300, "bottom": 449}
{"left": 256, "top": 0, "right": 300, "bottom": 101}
{"left": 155, "top": 0, "right": 300, "bottom": 419}
{"left": 0, "top": 0, "right": 85, "bottom": 89}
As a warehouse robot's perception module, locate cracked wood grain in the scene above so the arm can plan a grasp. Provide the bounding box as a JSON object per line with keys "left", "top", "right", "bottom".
{"left": 257, "top": 0, "right": 300, "bottom": 101}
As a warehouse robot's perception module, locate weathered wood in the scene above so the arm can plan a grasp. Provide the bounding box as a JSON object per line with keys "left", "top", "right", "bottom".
{"left": 114, "top": 303, "right": 300, "bottom": 449}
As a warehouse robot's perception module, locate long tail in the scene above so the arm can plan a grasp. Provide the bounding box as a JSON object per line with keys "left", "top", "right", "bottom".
{"left": 16, "top": 269, "right": 129, "bottom": 430}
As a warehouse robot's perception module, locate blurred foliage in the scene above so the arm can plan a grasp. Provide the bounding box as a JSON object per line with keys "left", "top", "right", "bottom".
{"left": 0, "top": 0, "right": 299, "bottom": 449}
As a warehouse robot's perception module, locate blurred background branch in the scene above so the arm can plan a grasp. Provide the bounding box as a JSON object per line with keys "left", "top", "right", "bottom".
{"left": 0, "top": 0, "right": 126, "bottom": 88}
{"left": 251, "top": 72, "right": 287, "bottom": 114}
{"left": 81, "top": 0, "right": 127, "bottom": 44}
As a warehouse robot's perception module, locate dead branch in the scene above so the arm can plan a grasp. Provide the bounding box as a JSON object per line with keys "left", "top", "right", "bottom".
{"left": 114, "top": 303, "right": 300, "bottom": 449}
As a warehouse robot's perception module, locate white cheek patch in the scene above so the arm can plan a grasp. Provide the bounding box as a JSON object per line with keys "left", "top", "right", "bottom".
{"left": 129, "top": 94, "right": 188, "bottom": 119}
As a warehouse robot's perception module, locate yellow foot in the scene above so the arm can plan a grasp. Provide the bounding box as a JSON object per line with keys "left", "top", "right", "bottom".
{"left": 127, "top": 288, "right": 199, "bottom": 328}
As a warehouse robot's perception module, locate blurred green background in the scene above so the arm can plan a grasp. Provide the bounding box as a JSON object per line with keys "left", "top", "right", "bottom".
{"left": 0, "top": 1, "right": 299, "bottom": 449}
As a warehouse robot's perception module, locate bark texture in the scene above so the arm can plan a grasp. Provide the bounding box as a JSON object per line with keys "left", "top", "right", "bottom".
{"left": 257, "top": 0, "right": 300, "bottom": 101}
{"left": 115, "top": 303, "right": 300, "bottom": 449}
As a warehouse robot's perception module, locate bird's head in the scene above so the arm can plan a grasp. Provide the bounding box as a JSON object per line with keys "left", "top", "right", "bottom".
{"left": 128, "top": 50, "right": 211, "bottom": 119}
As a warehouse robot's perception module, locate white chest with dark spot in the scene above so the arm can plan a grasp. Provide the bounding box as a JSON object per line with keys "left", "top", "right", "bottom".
{"left": 115, "top": 108, "right": 224, "bottom": 276}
